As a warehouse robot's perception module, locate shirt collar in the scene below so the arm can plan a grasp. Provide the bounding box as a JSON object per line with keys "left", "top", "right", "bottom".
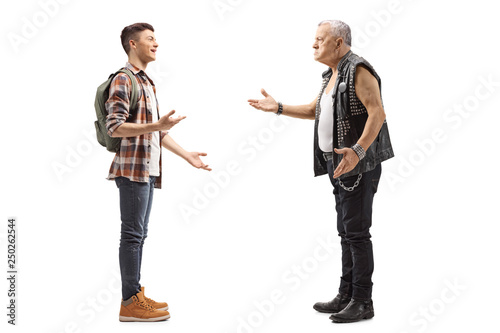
{"left": 125, "top": 62, "right": 142, "bottom": 75}
{"left": 125, "top": 62, "right": 155, "bottom": 86}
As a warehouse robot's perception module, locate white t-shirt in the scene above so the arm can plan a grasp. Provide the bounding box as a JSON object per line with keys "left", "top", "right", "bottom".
{"left": 318, "top": 88, "right": 334, "bottom": 153}
{"left": 144, "top": 83, "right": 161, "bottom": 177}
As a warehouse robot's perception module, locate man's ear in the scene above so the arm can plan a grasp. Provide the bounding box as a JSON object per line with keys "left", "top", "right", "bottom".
{"left": 129, "top": 39, "right": 136, "bottom": 51}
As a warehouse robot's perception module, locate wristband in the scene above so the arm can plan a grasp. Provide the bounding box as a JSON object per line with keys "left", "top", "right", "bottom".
{"left": 351, "top": 143, "right": 366, "bottom": 161}
{"left": 277, "top": 102, "right": 283, "bottom": 116}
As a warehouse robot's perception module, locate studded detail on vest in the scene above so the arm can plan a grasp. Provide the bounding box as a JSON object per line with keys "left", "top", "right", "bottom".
{"left": 313, "top": 51, "right": 394, "bottom": 178}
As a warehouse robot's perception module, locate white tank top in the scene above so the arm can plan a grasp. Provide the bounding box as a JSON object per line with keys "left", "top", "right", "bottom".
{"left": 318, "top": 88, "right": 334, "bottom": 153}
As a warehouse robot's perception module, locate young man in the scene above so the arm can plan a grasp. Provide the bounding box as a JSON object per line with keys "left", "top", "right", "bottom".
{"left": 248, "top": 20, "right": 394, "bottom": 323}
{"left": 105, "top": 22, "right": 211, "bottom": 322}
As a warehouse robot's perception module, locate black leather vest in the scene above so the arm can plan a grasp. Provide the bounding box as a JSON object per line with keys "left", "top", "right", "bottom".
{"left": 314, "top": 50, "right": 394, "bottom": 178}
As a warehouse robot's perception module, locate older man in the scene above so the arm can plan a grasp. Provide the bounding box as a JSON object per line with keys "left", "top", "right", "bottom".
{"left": 248, "top": 20, "right": 393, "bottom": 323}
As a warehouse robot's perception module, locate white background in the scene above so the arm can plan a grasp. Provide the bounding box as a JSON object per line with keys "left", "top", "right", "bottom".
{"left": 1, "top": 0, "right": 499, "bottom": 332}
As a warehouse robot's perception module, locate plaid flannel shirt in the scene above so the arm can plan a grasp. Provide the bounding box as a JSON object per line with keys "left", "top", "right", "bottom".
{"left": 105, "top": 62, "right": 167, "bottom": 189}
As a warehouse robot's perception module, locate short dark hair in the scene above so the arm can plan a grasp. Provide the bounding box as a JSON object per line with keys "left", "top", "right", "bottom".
{"left": 120, "top": 23, "right": 155, "bottom": 55}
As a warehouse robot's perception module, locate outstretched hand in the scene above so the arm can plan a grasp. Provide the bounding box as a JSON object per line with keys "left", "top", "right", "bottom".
{"left": 248, "top": 88, "right": 279, "bottom": 113}
{"left": 333, "top": 148, "right": 360, "bottom": 179}
{"left": 185, "top": 152, "right": 212, "bottom": 171}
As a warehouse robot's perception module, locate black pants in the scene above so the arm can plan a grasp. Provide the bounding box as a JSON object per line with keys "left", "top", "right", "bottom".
{"left": 327, "top": 161, "right": 381, "bottom": 301}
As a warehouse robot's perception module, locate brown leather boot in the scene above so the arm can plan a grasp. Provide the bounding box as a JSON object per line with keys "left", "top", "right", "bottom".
{"left": 119, "top": 289, "right": 170, "bottom": 322}
{"left": 141, "top": 286, "right": 169, "bottom": 311}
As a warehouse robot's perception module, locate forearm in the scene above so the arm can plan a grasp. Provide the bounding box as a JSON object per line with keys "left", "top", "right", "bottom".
{"left": 356, "top": 108, "right": 386, "bottom": 151}
{"left": 161, "top": 134, "right": 188, "bottom": 159}
{"left": 248, "top": 90, "right": 316, "bottom": 120}
{"left": 281, "top": 104, "right": 316, "bottom": 120}
{"left": 111, "top": 122, "right": 160, "bottom": 138}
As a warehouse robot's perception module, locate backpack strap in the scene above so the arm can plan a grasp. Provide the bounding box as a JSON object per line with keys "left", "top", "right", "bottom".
{"left": 115, "top": 68, "right": 141, "bottom": 115}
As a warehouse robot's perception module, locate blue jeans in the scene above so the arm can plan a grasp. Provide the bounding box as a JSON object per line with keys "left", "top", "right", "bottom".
{"left": 115, "top": 176, "right": 156, "bottom": 301}
{"left": 326, "top": 161, "right": 381, "bottom": 301}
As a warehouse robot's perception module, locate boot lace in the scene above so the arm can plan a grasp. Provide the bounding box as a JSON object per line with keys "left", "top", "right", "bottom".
{"left": 134, "top": 297, "right": 156, "bottom": 312}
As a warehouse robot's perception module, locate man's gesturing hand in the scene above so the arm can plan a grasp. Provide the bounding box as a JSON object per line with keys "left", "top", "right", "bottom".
{"left": 333, "top": 148, "right": 360, "bottom": 179}
{"left": 185, "top": 152, "right": 212, "bottom": 171}
{"left": 157, "top": 110, "right": 186, "bottom": 131}
{"left": 248, "top": 88, "right": 279, "bottom": 113}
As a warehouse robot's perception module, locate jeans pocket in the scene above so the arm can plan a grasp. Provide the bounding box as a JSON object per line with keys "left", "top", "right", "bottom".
{"left": 115, "top": 176, "right": 126, "bottom": 188}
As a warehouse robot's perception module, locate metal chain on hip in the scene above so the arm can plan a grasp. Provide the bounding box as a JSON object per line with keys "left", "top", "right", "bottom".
{"left": 338, "top": 173, "right": 362, "bottom": 192}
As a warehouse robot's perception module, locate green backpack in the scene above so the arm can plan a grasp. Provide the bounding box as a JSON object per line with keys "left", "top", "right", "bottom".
{"left": 94, "top": 68, "right": 139, "bottom": 152}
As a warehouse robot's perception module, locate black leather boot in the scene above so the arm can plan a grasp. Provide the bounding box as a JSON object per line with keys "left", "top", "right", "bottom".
{"left": 329, "top": 299, "right": 374, "bottom": 323}
{"left": 313, "top": 293, "right": 351, "bottom": 313}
